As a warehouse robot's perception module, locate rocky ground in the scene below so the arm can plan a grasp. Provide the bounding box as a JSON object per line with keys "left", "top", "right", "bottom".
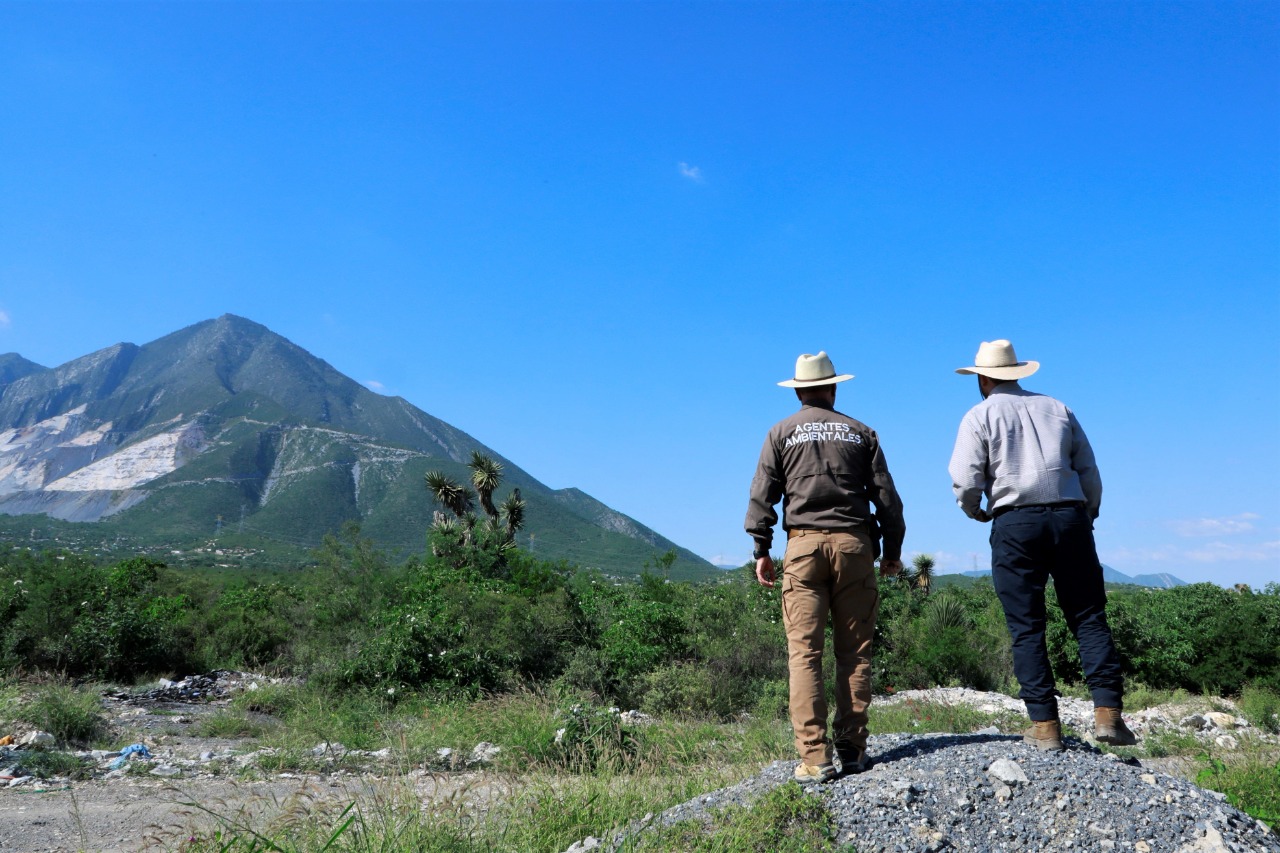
{"left": 1, "top": 676, "right": 1276, "bottom": 852}
{"left": 584, "top": 735, "right": 1278, "bottom": 853}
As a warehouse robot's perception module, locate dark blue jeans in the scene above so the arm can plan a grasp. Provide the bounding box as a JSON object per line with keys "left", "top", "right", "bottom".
{"left": 990, "top": 504, "right": 1124, "bottom": 721}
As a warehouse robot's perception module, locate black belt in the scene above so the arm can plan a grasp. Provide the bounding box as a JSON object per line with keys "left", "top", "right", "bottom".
{"left": 991, "top": 501, "right": 1084, "bottom": 519}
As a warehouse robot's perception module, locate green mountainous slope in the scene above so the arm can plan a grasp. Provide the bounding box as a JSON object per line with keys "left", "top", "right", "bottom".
{"left": 0, "top": 315, "right": 714, "bottom": 578}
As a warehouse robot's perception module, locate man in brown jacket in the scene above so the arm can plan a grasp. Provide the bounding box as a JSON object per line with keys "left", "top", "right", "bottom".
{"left": 747, "top": 351, "right": 905, "bottom": 783}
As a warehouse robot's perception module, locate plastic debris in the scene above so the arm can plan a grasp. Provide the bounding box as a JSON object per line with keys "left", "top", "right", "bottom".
{"left": 109, "top": 743, "right": 152, "bottom": 770}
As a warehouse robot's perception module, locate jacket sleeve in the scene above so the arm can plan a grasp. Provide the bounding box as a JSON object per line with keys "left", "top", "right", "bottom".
{"left": 948, "top": 410, "right": 990, "bottom": 520}
{"left": 1068, "top": 409, "right": 1103, "bottom": 518}
{"left": 745, "top": 431, "right": 784, "bottom": 556}
{"left": 869, "top": 434, "right": 906, "bottom": 562}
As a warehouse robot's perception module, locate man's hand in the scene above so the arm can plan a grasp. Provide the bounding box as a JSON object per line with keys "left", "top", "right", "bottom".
{"left": 755, "top": 555, "right": 776, "bottom": 588}
{"left": 973, "top": 508, "right": 992, "bottom": 523}
{"left": 879, "top": 558, "right": 903, "bottom": 578}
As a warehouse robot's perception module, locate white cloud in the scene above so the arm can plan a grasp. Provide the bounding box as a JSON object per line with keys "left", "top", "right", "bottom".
{"left": 709, "top": 553, "right": 747, "bottom": 567}
{"left": 1183, "top": 540, "right": 1280, "bottom": 563}
{"left": 362, "top": 380, "right": 386, "bottom": 392}
{"left": 919, "top": 549, "right": 984, "bottom": 574}
{"left": 678, "top": 162, "right": 704, "bottom": 183}
{"left": 0, "top": 309, "right": 10, "bottom": 329}
{"left": 1169, "top": 513, "right": 1260, "bottom": 537}
{"left": 1103, "top": 539, "right": 1280, "bottom": 565}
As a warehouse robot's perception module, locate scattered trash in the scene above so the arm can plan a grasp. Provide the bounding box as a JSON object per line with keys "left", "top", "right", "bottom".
{"left": 109, "top": 743, "right": 152, "bottom": 770}
{"left": 469, "top": 742, "right": 501, "bottom": 766}
{"left": 18, "top": 731, "right": 56, "bottom": 749}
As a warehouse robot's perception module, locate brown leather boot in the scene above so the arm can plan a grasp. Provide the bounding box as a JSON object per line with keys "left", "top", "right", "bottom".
{"left": 1023, "top": 719, "right": 1064, "bottom": 751}
{"left": 1094, "top": 707, "right": 1137, "bottom": 746}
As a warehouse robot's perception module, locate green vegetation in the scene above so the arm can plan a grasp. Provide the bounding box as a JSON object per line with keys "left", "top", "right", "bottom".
{"left": 1, "top": 524, "right": 1278, "bottom": 844}
{"left": 0, "top": 540, "right": 1277, "bottom": 714}
{"left": 641, "top": 783, "right": 842, "bottom": 851}
{"left": 1197, "top": 756, "right": 1280, "bottom": 826}
{"left": 17, "top": 683, "right": 108, "bottom": 744}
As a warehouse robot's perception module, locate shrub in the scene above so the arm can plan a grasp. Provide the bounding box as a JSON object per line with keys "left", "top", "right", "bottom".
{"left": 1237, "top": 684, "right": 1280, "bottom": 734}
{"left": 550, "top": 703, "right": 637, "bottom": 770}
{"left": 19, "top": 684, "right": 106, "bottom": 744}
{"left": 1196, "top": 757, "right": 1280, "bottom": 825}
{"left": 194, "top": 582, "right": 300, "bottom": 670}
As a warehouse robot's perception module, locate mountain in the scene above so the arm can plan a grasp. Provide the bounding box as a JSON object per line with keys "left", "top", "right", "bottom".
{"left": 950, "top": 565, "right": 1187, "bottom": 589}
{"left": 0, "top": 315, "right": 715, "bottom": 578}
{"left": 1127, "top": 572, "right": 1188, "bottom": 589}
{"left": 0, "top": 354, "right": 45, "bottom": 386}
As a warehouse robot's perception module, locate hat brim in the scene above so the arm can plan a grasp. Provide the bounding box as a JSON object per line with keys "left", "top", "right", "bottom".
{"left": 778, "top": 373, "right": 854, "bottom": 388}
{"left": 955, "top": 361, "right": 1039, "bottom": 380}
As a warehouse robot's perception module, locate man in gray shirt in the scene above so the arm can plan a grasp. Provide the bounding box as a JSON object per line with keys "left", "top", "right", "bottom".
{"left": 748, "top": 351, "right": 905, "bottom": 782}
{"left": 949, "top": 339, "right": 1136, "bottom": 751}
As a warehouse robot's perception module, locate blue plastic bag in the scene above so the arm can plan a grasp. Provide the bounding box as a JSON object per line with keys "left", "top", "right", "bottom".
{"left": 109, "top": 743, "right": 151, "bottom": 770}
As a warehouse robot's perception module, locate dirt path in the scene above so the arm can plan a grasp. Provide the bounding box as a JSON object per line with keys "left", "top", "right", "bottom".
{"left": 1, "top": 771, "right": 513, "bottom": 852}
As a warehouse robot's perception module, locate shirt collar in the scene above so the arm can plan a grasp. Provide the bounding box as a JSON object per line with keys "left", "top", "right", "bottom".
{"left": 801, "top": 401, "right": 835, "bottom": 411}
{"left": 989, "top": 381, "right": 1022, "bottom": 395}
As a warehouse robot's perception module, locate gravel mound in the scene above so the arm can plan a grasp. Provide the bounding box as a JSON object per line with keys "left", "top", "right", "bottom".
{"left": 585, "top": 733, "right": 1279, "bottom": 852}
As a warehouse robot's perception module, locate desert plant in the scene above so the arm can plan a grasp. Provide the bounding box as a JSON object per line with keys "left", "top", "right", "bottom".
{"left": 911, "top": 554, "right": 936, "bottom": 596}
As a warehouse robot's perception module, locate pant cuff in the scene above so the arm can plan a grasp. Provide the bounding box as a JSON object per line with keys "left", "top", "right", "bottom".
{"left": 1025, "top": 700, "right": 1058, "bottom": 721}
{"left": 1091, "top": 690, "right": 1123, "bottom": 710}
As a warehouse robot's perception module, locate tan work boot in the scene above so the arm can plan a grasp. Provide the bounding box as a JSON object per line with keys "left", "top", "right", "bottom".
{"left": 1094, "top": 707, "right": 1138, "bottom": 746}
{"left": 793, "top": 761, "right": 837, "bottom": 784}
{"left": 1023, "top": 719, "right": 1065, "bottom": 751}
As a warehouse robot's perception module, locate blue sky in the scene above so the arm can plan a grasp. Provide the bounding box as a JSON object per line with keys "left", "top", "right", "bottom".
{"left": 1, "top": 1, "right": 1277, "bottom": 588}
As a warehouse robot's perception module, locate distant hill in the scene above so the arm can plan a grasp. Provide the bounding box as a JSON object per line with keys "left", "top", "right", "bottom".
{"left": 948, "top": 564, "right": 1187, "bottom": 589}
{"left": 0, "top": 315, "right": 715, "bottom": 578}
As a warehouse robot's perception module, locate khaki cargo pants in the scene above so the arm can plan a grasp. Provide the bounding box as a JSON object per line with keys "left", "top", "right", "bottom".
{"left": 781, "top": 528, "right": 879, "bottom": 765}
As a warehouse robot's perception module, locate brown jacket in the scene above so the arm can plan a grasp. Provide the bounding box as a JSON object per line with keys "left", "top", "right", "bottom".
{"left": 745, "top": 402, "right": 905, "bottom": 561}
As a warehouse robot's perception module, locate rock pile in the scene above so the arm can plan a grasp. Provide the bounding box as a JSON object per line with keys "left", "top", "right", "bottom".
{"left": 584, "top": 733, "right": 1278, "bottom": 853}
{"left": 877, "top": 688, "right": 1273, "bottom": 750}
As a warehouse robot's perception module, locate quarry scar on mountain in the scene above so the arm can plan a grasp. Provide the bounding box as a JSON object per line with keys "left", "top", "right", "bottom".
{"left": 0, "top": 315, "right": 715, "bottom": 576}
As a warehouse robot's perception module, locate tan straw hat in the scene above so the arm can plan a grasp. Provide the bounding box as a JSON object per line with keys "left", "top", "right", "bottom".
{"left": 778, "top": 351, "right": 854, "bottom": 388}
{"left": 955, "top": 339, "right": 1039, "bottom": 380}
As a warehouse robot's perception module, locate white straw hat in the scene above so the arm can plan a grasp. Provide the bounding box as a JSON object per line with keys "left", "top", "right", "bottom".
{"left": 955, "top": 339, "right": 1039, "bottom": 380}
{"left": 778, "top": 352, "right": 854, "bottom": 388}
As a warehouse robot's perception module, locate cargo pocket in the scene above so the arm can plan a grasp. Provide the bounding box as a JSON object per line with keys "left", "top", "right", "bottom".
{"left": 783, "top": 534, "right": 823, "bottom": 581}
{"left": 833, "top": 531, "right": 872, "bottom": 556}
{"left": 837, "top": 572, "right": 879, "bottom": 625}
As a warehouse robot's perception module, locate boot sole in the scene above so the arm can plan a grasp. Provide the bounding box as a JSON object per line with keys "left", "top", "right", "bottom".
{"left": 1023, "top": 736, "right": 1065, "bottom": 752}
{"left": 1095, "top": 731, "right": 1137, "bottom": 746}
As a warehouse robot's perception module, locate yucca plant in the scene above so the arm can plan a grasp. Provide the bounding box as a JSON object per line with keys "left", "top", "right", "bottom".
{"left": 911, "top": 554, "right": 936, "bottom": 596}
{"left": 424, "top": 471, "right": 474, "bottom": 518}
{"left": 469, "top": 451, "right": 504, "bottom": 522}
{"left": 924, "top": 593, "right": 972, "bottom": 634}
{"left": 500, "top": 488, "right": 525, "bottom": 541}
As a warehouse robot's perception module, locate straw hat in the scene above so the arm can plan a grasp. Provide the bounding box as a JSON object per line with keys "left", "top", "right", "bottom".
{"left": 955, "top": 339, "right": 1039, "bottom": 380}
{"left": 778, "top": 352, "right": 854, "bottom": 388}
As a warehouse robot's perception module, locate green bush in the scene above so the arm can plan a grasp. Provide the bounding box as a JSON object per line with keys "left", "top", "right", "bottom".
{"left": 194, "top": 582, "right": 301, "bottom": 670}
{"left": 550, "top": 703, "right": 637, "bottom": 770}
{"left": 19, "top": 684, "right": 106, "bottom": 744}
{"left": 1196, "top": 757, "right": 1280, "bottom": 825}
{"left": 1237, "top": 684, "right": 1280, "bottom": 734}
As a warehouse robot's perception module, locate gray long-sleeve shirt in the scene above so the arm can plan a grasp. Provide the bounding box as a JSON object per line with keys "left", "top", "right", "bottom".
{"left": 948, "top": 382, "right": 1102, "bottom": 520}
{"left": 746, "top": 402, "right": 905, "bottom": 561}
